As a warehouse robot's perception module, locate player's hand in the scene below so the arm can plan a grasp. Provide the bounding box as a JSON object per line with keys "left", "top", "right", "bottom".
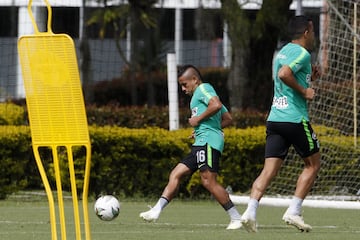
{"left": 304, "top": 88, "right": 316, "bottom": 100}
{"left": 311, "top": 64, "right": 321, "bottom": 81}
{"left": 188, "top": 116, "right": 200, "bottom": 127}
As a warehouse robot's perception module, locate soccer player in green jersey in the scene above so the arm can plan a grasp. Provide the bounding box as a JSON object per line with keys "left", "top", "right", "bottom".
{"left": 241, "top": 16, "right": 321, "bottom": 233}
{"left": 140, "top": 65, "right": 242, "bottom": 230}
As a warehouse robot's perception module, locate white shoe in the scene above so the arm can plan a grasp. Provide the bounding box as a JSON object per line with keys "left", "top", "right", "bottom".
{"left": 139, "top": 208, "right": 160, "bottom": 222}
{"left": 282, "top": 213, "right": 312, "bottom": 232}
{"left": 240, "top": 216, "right": 258, "bottom": 233}
{"left": 226, "top": 219, "right": 242, "bottom": 230}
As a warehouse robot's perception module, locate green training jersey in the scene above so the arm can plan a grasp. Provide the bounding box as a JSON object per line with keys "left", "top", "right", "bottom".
{"left": 190, "top": 83, "right": 227, "bottom": 152}
{"left": 268, "top": 42, "right": 312, "bottom": 123}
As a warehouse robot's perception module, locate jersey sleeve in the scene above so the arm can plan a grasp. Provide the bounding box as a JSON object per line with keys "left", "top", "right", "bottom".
{"left": 220, "top": 105, "right": 228, "bottom": 114}
{"left": 282, "top": 47, "right": 309, "bottom": 74}
{"left": 198, "top": 83, "right": 218, "bottom": 105}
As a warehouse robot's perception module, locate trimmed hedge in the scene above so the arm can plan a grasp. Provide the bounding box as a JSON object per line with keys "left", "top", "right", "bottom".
{"left": 86, "top": 105, "right": 267, "bottom": 129}
{"left": 0, "top": 126, "right": 34, "bottom": 199}
{"left": 1, "top": 125, "right": 358, "bottom": 199}
{"left": 1, "top": 102, "right": 267, "bottom": 130}
{"left": 0, "top": 125, "right": 265, "bottom": 199}
{"left": 0, "top": 103, "right": 26, "bottom": 125}
{"left": 89, "top": 127, "right": 192, "bottom": 197}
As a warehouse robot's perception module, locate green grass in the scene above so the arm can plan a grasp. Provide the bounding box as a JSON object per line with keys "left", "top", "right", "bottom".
{"left": 0, "top": 194, "right": 359, "bottom": 240}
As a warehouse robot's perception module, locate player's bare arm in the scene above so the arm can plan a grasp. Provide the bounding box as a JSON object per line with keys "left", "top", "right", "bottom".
{"left": 278, "top": 65, "right": 315, "bottom": 100}
{"left": 221, "top": 111, "right": 233, "bottom": 128}
{"left": 188, "top": 96, "right": 222, "bottom": 127}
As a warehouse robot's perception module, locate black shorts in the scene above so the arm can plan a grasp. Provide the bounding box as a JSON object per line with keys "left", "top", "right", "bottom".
{"left": 181, "top": 144, "right": 221, "bottom": 173}
{"left": 265, "top": 121, "right": 320, "bottom": 159}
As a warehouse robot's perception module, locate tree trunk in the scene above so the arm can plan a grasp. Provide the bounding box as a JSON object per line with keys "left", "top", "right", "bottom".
{"left": 220, "top": 0, "right": 250, "bottom": 110}
{"left": 79, "top": 3, "right": 93, "bottom": 103}
{"left": 129, "top": 9, "right": 138, "bottom": 105}
{"left": 145, "top": 28, "right": 155, "bottom": 106}
{"left": 246, "top": 0, "right": 292, "bottom": 110}
{"left": 221, "top": 0, "right": 292, "bottom": 110}
{"left": 228, "top": 47, "right": 249, "bottom": 110}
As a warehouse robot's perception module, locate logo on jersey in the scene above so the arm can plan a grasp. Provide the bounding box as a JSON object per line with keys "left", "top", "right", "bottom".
{"left": 312, "top": 132, "right": 320, "bottom": 148}
{"left": 191, "top": 107, "right": 198, "bottom": 117}
{"left": 277, "top": 53, "right": 287, "bottom": 60}
{"left": 272, "top": 96, "right": 289, "bottom": 109}
{"left": 293, "top": 63, "right": 301, "bottom": 72}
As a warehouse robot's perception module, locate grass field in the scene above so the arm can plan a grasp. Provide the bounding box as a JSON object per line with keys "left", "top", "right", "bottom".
{"left": 0, "top": 193, "right": 359, "bottom": 240}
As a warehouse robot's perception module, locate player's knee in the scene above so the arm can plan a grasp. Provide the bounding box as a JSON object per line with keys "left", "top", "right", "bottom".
{"left": 201, "top": 176, "right": 217, "bottom": 191}
{"left": 252, "top": 174, "right": 274, "bottom": 194}
{"left": 313, "top": 160, "right": 321, "bottom": 173}
{"left": 200, "top": 170, "right": 218, "bottom": 190}
{"left": 200, "top": 177, "right": 210, "bottom": 189}
{"left": 168, "top": 171, "right": 183, "bottom": 183}
{"left": 259, "top": 168, "right": 278, "bottom": 181}
{"left": 305, "top": 153, "right": 321, "bottom": 173}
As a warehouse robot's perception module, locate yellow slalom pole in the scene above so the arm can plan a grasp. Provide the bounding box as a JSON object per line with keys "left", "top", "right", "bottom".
{"left": 33, "top": 147, "right": 58, "bottom": 240}
{"left": 82, "top": 144, "right": 92, "bottom": 240}
{"left": 53, "top": 146, "right": 67, "bottom": 240}
{"left": 67, "top": 145, "right": 81, "bottom": 240}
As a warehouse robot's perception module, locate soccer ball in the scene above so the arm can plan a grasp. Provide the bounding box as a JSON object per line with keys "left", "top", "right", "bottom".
{"left": 94, "top": 195, "right": 120, "bottom": 221}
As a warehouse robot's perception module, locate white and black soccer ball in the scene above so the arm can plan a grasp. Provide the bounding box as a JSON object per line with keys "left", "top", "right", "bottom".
{"left": 94, "top": 195, "right": 120, "bottom": 221}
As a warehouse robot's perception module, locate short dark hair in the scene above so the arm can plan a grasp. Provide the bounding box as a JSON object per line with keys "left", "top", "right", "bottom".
{"left": 177, "top": 64, "right": 203, "bottom": 80}
{"left": 287, "top": 15, "right": 312, "bottom": 40}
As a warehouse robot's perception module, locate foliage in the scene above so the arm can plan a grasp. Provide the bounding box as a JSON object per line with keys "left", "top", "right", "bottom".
{"left": 85, "top": 1, "right": 294, "bottom": 109}
{"left": 86, "top": 0, "right": 162, "bottom": 106}
{"left": 0, "top": 125, "right": 358, "bottom": 199}
{"left": 89, "top": 127, "right": 191, "bottom": 197}
{"left": 0, "top": 102, "right": 26, "bottom": 125}
{"left": 87, "top": 1, "right": 157, "bottom": 66}
{"left": 86, "top": 105, "right": 188, "bottom": 129}
{"left": 220, "top": 0, "right": 292, "bottom": 110}
{"left": 85, "top": 105, "right": 266, "bottom": 129}
{"left": 0, "top": 126, "right": 33, "bottom": 199}
{"left": 4, "top": 100, "right": 267, "bottom": 129}
{"left": 221, "top": 127, "right": 266, "bottom": 193}
{"left": 245, "top": 0, "right": 292, "bottom": 110}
